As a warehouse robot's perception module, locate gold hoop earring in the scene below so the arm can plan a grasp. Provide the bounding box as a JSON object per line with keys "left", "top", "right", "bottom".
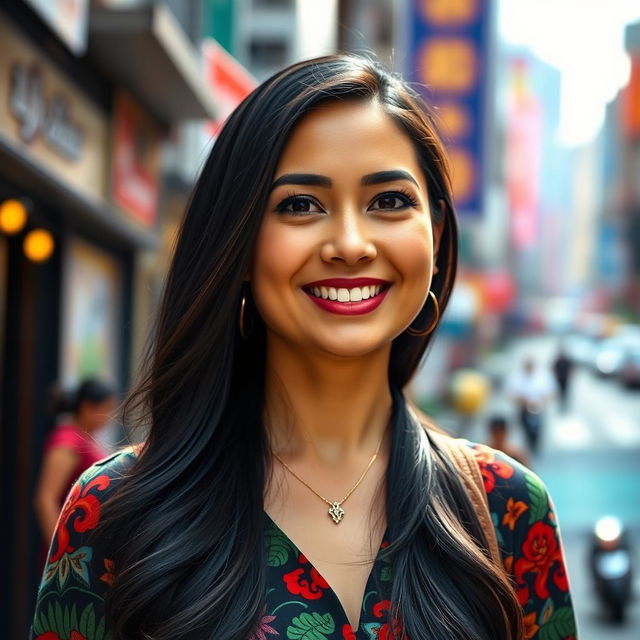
{"left": 406, "top": 290, "right": 440, "bottom": 336}
{"left": 239, "top": 291, "right": 248, "bottom": 339}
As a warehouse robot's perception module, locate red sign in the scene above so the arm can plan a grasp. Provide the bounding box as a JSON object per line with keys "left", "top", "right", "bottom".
{"left": 202, "top": 39, "right": 256, "bottom": 138}
{"left": 621, "top": 56, "right": 640, "bottom": 139}
{"left": 111, "top": 92, "right": 161, "bottom": 227}
{"left": 506, "top": 59, "right": 542, "bottom": 249}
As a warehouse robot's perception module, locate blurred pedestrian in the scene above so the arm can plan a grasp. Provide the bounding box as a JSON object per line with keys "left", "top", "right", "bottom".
{"left": 34, "top": 379, "right": 115, "bottom": 557}
{"left": 552, "top": 347, "right": 573, "bottom": 411}
{"left": 31, "top": 55, "right": 576, "bottom": 640}
{"left": 507, "top": 358, "right": 556, "bottom": 454}
{"left": 487, "top": 415, "right": 529, "bottom": 467}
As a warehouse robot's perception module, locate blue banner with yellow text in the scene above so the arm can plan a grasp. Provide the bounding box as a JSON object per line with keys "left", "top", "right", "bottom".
{"left": 404, "top": 0, "right": 491, "bottom": 217}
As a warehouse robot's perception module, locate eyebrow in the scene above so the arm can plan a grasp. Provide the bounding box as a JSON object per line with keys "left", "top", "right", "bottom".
{"left": 270, "top": 169, "right": 419, "bottom": 190}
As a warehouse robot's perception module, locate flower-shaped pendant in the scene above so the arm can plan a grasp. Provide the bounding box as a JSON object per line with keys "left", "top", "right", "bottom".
{"left": 328, "top": 501, "right": 345, "bottom": 524}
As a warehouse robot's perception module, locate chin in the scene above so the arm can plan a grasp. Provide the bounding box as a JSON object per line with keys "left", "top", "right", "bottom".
{"left": 310, "top": 331, "right": 394, "bottom": 359}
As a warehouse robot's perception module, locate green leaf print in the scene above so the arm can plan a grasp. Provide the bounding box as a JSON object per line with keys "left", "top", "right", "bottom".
{"left": 380, "top": 565, "right": 392, "bottom": 582}
{"left": 95, "top": 615, "right": 106, "bottom": 640}
{"left": 63, "top": 604, "right": 71, "bottom": 638}
{"left": 525, "top": 474, "right": 548, "bottom": 524}
{"left": 33, "top": 602, "right": 106, "bottom": 640}
{"left": 55, "top": 601, "right": 64, "bottom": 636}
{"left": 538, "top": 607, "right": 577, "bottom": 640}
{"left": 80, "top": 603, "right": 96, "bottom": 638}
{"left": 70, "top": 605, "right": 79, "bottom": 635}
{"left": 287, "top": 611, "right": 335, "bottom": 640}
{"left": 32, "top": 612, "right": 43, "bottom": 635}
{"left": 266, "top": 525, "right": 297, "bottom": 567}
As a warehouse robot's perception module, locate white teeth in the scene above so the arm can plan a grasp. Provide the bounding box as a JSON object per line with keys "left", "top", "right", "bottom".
{"left": 307, "top": 284, "right": 387, "bottom": 302}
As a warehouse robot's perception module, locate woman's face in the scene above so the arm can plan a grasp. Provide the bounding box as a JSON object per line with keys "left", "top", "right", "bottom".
{"left": 250, "top": 99, "right": 443, "bottom": 358}
{"left": 77, "top": 397, "right": 115, "bottom": 432}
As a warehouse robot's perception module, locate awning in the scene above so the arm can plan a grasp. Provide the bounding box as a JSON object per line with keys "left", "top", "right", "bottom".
{"left": 88, "top": 3, "right": 218, "bottom": 124}
{"left": 0, "top": 135, "right": 158, "bottom": 250}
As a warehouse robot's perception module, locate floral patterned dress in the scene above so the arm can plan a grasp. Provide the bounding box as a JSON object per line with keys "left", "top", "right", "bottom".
{"left": 30, "top": 442, "right": 578, "bottom": 640}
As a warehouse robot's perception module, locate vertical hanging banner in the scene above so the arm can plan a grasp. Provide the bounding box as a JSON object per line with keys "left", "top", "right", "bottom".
{"left": 404, "top": 0, "right": 490, "bottom": 217}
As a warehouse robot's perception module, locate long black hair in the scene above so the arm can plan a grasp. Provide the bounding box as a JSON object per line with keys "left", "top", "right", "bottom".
{"left": 96, "top": 54, "right": 523, "bottom": 640}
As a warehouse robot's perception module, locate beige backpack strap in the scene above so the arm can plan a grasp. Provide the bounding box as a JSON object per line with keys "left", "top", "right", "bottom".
{"left": 430, "top": 432, "right": 502, "bottom": 567}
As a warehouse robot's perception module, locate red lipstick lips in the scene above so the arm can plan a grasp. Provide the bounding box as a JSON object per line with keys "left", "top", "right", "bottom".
{"left": 302, "top": 278, "right": 391, "bottom": 316}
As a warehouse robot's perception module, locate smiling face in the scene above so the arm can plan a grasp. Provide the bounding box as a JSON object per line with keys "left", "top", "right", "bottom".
{"left": 250, "top": 99, "right": 443, "bottom": 358}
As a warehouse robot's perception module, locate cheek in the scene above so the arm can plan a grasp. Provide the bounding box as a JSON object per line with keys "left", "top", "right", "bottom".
{"left": 250, "top": 220, "right": 309, "bottom": 315}
{"left": 385, "top": 220, "right": 434, "bottom": 285}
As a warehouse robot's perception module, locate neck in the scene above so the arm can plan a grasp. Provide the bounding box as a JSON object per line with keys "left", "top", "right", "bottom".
{"left": 264, "top": 334, "right": 393, "bottom": 465}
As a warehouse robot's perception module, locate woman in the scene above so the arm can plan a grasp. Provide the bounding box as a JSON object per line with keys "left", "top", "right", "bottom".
{"left": 34, "top": 379, "right": 114, "bottom": 564}
{"left": 31, "top": 55, "right": 577, "bottom": 640}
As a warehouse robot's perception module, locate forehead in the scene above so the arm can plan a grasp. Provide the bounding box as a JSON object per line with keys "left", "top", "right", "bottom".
{"left": 275, "top": 100, "right": 424, "bottom": 181}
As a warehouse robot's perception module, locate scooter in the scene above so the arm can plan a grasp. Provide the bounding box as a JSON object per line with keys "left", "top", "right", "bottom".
{"left": 589, "top": 516, "right": 633, "bottom": 622}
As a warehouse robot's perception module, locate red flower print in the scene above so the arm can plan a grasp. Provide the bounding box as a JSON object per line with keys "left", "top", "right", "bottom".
{"left": 282, "top": 566, "right": 329, "bottom": 600}
{"left": 522, "top": 612, "right": 539, "bottom": 639}
{"left": 553, "top": 564, "right": 569, "bottom": 592}
{"left": 373, "top": 599, "right": 391, "bottom": 618}
{"left": 50, "top": 474, "right": 111, "bottom": 563}
{"left": 342, "top": 623, "right": 356, "bottom": 640}
{"left": 473, "top": 446, "right": 514, "bottom": 493}
{"left": 100, "top": 558, "right": 115, "bottom": 586}
{"left": 516, "top": 584, "right": 529, "bottom": 606}
{"left": 372, "top": 599, "right": 405, "bottom": 640}
{"left": 35, "top": 633, "right": 87, "bottom": 640}
{"left": 514, "top": 521, "right": 563, "bottom": 599}
{"left": 502, "top": 497, "right": 528, "bottom": 531}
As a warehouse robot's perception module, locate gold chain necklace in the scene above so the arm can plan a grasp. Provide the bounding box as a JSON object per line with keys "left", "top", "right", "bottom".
{"left": 271, "top": 429, "right": 386, "bottom": 524}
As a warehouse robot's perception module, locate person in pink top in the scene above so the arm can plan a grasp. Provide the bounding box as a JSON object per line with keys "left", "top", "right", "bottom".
{"left": 34, "top": 379, "right": 116, "bottom": 550}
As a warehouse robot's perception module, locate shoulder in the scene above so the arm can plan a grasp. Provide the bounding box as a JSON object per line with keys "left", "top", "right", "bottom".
{"left": 80, "top": 444, "right": 140, "bottom": 477}
{"left": 32, "top": 448, "right": 142, "bottom": 639}
{"left": 65, "top": 445, "right": 141, "bottom": 512}
{"left": 461, "top": 440, "right": 545, "bottom": 509}
{"left": 460, "top": 441, "right": 562, "bottom": 562}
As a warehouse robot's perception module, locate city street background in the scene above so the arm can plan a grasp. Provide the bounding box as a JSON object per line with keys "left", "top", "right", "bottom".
{"left": 1, "top": 0, "right": 639, "bottom": 638}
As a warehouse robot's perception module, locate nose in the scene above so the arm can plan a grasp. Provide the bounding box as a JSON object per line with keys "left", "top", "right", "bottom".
{"left": 319, "top": 211, "right": 377, "bottom": 266}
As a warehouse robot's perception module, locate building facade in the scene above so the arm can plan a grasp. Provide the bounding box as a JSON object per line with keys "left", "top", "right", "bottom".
{"left": 0, "top": 1, "right": 217, "bottom": 635}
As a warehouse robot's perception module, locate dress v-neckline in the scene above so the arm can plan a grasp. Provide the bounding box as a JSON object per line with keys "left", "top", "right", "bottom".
{"left": 263, "top": 510, "right": 389, "bottom": 634}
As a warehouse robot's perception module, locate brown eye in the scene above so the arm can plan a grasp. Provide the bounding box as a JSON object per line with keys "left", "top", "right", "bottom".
{"left": 377, "top": 196, "right": 401, "bottom": 209}
{"left": 369, "top": 191, "right": 418, "bottom": 211}
{"left": 276, "top": 195, "right": 324, "bottom": 215}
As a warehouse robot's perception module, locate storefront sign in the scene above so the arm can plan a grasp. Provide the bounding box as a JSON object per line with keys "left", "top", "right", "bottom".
{"left": 0, "top": 17, "right": 107, "bottom": 202}
{"left": 111, "top": 92, "right": 161, "bottom": 227}
{"left": 403, "top": 0, "right": 490, "bottom": 217}
{"left": 10, "top": 63, "right": 84, "bottom": 160}
{"left": 203, "top": 38, "right": 256, "bottom": 138}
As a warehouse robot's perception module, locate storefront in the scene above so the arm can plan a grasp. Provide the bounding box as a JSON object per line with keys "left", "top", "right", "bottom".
{"left": 0, "top": 2, "right": 217, "bottom": 634}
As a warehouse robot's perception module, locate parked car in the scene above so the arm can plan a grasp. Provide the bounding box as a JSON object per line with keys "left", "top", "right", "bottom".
{"left": 620, "top": 348, "right": 640, "bottom": 388}
{"left": 592, "top": 335, "right": 640, "bottom": 378}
